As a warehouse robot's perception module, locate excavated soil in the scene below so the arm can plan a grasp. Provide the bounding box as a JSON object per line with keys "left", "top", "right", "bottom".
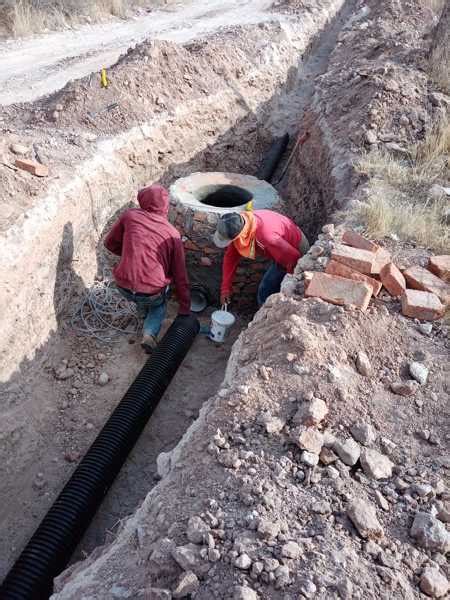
{"left": 0, "top": 0, "right": 449, "bottom": 598}
{"left": 1, "top": 0, "right": 349, "bottom": 579}
{"left": 52, "top": 288, "right": 450, "bottom": 600}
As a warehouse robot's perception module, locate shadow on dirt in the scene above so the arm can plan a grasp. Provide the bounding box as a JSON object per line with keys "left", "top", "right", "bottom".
{"left": 0, "top": 33, "right": 340, "bottom": 583}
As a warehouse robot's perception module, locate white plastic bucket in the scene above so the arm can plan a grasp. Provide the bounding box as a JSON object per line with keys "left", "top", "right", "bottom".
{"left": 209, "top": 309, "right": 236, "bottom": 343}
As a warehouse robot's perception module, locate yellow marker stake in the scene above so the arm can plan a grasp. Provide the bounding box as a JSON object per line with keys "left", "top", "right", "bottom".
{"left": 101, "top": 68, "right": 108, "bottom": 88}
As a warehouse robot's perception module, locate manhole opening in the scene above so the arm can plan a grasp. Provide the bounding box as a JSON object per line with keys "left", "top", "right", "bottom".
{"left": 199, "top": 184, "right": 253, "bottom": 208}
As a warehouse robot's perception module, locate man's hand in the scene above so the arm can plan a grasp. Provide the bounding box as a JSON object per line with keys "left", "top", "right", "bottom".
{"left": 220, "top": 294, "right": 231, "bottom": 307}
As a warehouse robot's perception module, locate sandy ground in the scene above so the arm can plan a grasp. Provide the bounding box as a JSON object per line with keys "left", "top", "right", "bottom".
{"left": 0, "top": 295, "right": 245, "bottom": 578}
{"left": 0, "top": 0, "right": 278, "bottom": 106}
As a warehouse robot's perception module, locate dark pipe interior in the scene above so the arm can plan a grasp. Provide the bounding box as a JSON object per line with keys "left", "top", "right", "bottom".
{"left": 200, "top": 185, "right": 253, "bottom": 208}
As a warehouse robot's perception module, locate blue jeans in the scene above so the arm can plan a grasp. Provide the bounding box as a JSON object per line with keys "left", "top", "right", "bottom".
{"left": 257, "top": 262, "right": 286, "bottom": 306}
{"left": 118, "top": 287, "right": 168, "bottom": 338}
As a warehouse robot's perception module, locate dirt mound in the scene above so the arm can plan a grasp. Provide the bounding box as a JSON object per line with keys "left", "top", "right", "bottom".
{"left": 48, "top": 1, "right": 449, "bottom": 598}
{"left": 1, "top": 0, "right": 448, "bottom": 597}
{"left": 52, "top": 283, "right": 449, "bottom": 599}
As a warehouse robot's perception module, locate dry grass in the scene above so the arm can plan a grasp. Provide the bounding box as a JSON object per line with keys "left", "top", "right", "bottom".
{"left": 0, "top": 0, "right": 155, "bottom": 37}
{"left": 7, "top": 1, "right": 65, "bottom": 37}
{"left": 354, "top": 120, "right": 450, "bottom": 252}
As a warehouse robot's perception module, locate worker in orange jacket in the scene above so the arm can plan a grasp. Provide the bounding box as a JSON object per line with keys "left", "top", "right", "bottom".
{"left": 213, "top": 209, "right": 309, "bottom": 306}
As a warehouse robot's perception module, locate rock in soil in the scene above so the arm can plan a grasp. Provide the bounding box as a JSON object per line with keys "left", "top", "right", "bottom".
{"left": 418, "top": 322, "right": 433, "bottom": 335}
{"left": 171, "top": 544, "right": 208, "bottom": 576}
{"left": 294, "top": 397, "right": 328, "bottom": 425}
{"left": 351, "top": 422, "right": 376, "bottom": 446}
{"left": 235, "top": 553, "right": 252, "bottom": 570}
{"left": 299, "top": 579, "right": 317, "bottom": 598}
{"left": 347, "top": 498, "right": 384, "bottom": 539}
{"left": 233, "top": 586, "right": 259, "bottom": 600}
{"left": 333, "top": 438, "right": 361, "bottom": 466}
{"left": 390, "top": 380, "right": 418, "bottom": 396}
{"left": 409, "top": 361, "right": 429, "bottom": 385}
{"left": 295, "top": 427, "right": 324, "bottom": 454}
{"left": 173, "top": 571, "right": 199, "bottom": 598}
{"left": 356, "top": 351, "right": 372, "bottom": 376}
{"left": 320, "top": 446, "right": 338, "bottom": 465}
{"left": 10, "top": 143, "right": 30, "bottom": 155}
{"left": 410, "top": 512, "right": 450, "bottom": 553}
{"left": 263, "top": 415, "right": 286, "bottom": 434}
{"left": 301, "top": 451, "right": 319, "bottom": 466}
{"left": 281, "top": 541, "right": 301, "bottom": 559}
{"left": 186, "top": 516, "right": 209, "bottom": 545}
{"left": 420, "top": 567, "right": 449, "bottom": 598}
{"left": 257, "top": 519, "right": 280, "bottom": 540}
{"left": 360, "top": 448, "right": 394, "bottom": 480}
{"left": 98, "top": 372, "right": 110, "bottom": 386}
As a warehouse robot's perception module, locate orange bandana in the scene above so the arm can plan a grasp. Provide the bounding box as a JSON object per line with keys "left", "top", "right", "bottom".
{"left": 233, "top": 211, "right": 257, "bottom": 259}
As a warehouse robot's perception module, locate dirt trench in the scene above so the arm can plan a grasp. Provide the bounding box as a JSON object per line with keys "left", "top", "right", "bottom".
{"left": 30, "top": 1, "right": 449, "bottom": 598}
{"left": 0, "top": 0, "right": 358, "bottom": 586}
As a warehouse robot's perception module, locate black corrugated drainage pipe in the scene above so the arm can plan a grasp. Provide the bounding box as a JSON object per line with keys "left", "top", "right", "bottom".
{"left": 256, "top": 133, "right": 290, "bottom": 183}
{"left": 0, "top": 314, "right": 200, "bottom": 600}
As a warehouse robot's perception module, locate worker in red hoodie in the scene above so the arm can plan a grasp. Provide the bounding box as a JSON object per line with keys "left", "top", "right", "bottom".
{"left": 213, "top": 209, "right": 309, "bottom": 306}
{"left": 104, "top": 185, "right": 191, "bottom": 353}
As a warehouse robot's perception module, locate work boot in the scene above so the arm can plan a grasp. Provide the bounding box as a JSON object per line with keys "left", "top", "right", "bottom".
{"left": 141, "top": 334, "right": 157, "bottom": 354}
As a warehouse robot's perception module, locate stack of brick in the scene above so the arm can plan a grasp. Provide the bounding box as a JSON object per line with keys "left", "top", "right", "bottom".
{"left": 401, "top": 259, "right": 449, "bottom": 320}
{"left": 303, "top": 227, "right": 449, "bottom": 321}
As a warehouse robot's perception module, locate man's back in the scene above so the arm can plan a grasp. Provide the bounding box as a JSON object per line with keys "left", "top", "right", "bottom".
{"left": 113, "top": 207, "right": 179, "bottom": 293}
{"left": 254, "top": 209, "right": 302, "bottom": 251}
{"left": 104, "top": 186, "right": 190, "bottom": 314}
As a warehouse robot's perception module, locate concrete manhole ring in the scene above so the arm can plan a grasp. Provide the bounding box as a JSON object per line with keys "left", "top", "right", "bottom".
{"left": 170, "top": 171, "right": 280, "bottom": 214}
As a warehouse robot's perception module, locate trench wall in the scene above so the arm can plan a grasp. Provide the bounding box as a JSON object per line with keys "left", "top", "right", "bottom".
{"left": 283, "top": 111, "right": 340, "bottom": 241}
{"left": 47, "top": 0, "right": 448, "bottom": 596}
{"left": 0, "top": 1, "right": 347, "bottom": 384}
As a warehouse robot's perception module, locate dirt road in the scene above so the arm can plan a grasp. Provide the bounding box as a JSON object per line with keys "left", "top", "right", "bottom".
{"left": 0, "top": 0, "right": 278, "bottom": 106}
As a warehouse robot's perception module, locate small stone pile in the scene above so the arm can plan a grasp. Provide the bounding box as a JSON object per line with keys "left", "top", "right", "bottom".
{"left": 145, "top": 385, "right": 449, "bottom": 599}
{"left": 291, "top": 225, "right": 449, "bottom": 321}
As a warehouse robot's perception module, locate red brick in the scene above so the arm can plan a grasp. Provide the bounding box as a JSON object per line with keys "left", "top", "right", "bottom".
{"left": 203, "top": 247, "right": 220, "bottom": 255}
{"left": 331, "top": 244, "right": 376, "bottom": 274}
{"left": 342, "top": 230, "right": 379, "bottom": 252}
{"left": 428, "top": 255, "right": 450, "bottom": 283}
{"left": 305, "top": 272, "right": 372, "bottom": 311}
{"left": 380, "top": 262, "right": 406, "bottom": 297}
{"left": 404, "top": 265, "right": 450, "bottom": 305}
{"left": 401, "top": 289, "right": 445, "bottom": 321}
{"left": 15, "top": 158, "right": 48, "bottom": 177}
{"left": 326, "top": 260, "right": 382, "bottom": 297}
{"left": 371, "top": 248, "right": 391, "bottom": 275}
{"left": 183, "top": 240, "right": 200, "bottom": 252}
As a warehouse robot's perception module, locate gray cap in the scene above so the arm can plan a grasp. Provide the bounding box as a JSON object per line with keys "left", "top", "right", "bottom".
{"left": 213, "top": 213, "right": 244, "bottom": 248}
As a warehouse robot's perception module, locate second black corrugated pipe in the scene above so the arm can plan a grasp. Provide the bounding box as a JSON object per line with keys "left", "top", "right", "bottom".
{"left": 256, "top": 133, "right": 290, "bottom": 183}
{"left": 0, "top": 314, "right": 200, "bottom": 600}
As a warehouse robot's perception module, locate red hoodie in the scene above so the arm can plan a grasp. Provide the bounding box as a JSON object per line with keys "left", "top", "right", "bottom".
{"left": 221, "top": 209, "right": 303, "bottom": 296}
{"left": 104, "top": 185, "right": 191, "bottom": 314}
